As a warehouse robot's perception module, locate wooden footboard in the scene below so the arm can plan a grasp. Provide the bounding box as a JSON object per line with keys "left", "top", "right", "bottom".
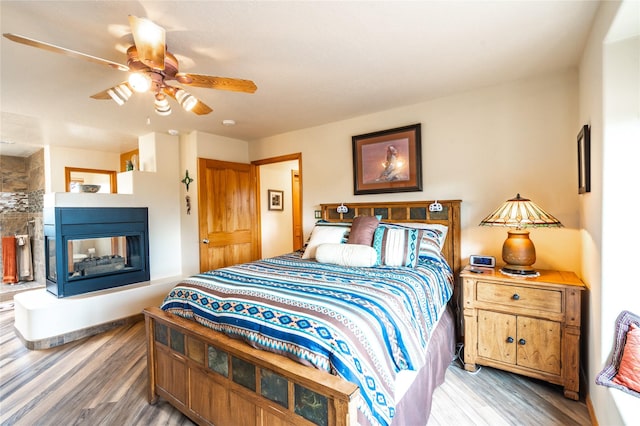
{"left": 144, "top": 306, "right": 359, "bottom": 426}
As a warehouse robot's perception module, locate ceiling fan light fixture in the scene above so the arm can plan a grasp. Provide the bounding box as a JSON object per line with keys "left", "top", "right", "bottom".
{"left": 154, "top": 93, "right": 171, "bottom": 116}
{"left": 115, "top": 83, "right": 132, "bottom": 99}
{"left": 107, "top": 84, "right": 132, "bottom": 106}
{"left": 107, "top": 89, "right": 124, "bottom": 106}
{"left": 128, "top": 72, "right": 151, "bottom": 93}
{"left": 175, "top": 89, "right": 198, "bottom": 112}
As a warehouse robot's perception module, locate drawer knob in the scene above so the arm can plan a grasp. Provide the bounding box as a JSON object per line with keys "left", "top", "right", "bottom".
{"left": 506, "top": 336, "right": 514, "bottom": 343}
{"left": 518, "top": 338, "right": 526, "bottom": 345}
{"left": 512, "top": 294, "right": 520, "bottom": 300}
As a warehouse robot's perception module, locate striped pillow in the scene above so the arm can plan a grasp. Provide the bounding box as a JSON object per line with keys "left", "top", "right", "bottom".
{"left": 377, "top": 223, "right": 445, "bottom": 262}
{"left": 372, "top": 226, "right": 423, "bottom": 267}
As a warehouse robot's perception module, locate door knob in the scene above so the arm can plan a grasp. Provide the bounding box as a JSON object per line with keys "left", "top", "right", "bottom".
{"left": 202, "top": 239, "right": 209, "bottom": 244}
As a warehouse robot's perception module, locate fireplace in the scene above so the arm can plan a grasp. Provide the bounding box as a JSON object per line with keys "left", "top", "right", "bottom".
{"left": 45, "top": 207, "right": 150, "bottom": 298}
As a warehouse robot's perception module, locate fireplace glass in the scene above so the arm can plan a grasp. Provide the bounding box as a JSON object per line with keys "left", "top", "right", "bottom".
{"left": 74, "top": 236, "right": 141, "bottom": 276}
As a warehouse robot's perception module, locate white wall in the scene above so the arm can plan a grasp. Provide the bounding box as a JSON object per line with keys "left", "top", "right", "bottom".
{"left": 602, "top": 32, "right": 640, "bottom": 424}
{"left": 260, "top": 160, "right": 297, "bottom": 258}
{"left": 580, "top": 0, "right": 639, "bottom": 423}
{"left": 602, "top": 35, "right": 640, "bottom": 330}
{"left": 131, "top": 132, "right": 182, "bottom": 279}
{"left": 179, "top": 131, "right": 200, "bottom": 277}
{"left": 250, "top": 70, "right": 581, "bottom": 272}
{"left": 46, "top": 132, "right": 183, "bottom": 280}
{"left": 45, "top": 145, "right": 120, "bottom": 193}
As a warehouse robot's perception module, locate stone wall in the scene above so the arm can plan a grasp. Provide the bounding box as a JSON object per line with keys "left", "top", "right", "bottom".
{"left": 1, "top": 150, "right": 45, "bottom": 284}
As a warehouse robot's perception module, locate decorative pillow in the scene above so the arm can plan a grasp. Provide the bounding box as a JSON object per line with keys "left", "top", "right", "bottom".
{"left": 378, "top": 222, "right": 445, "bottom": 262}
{"left": 596, "top": 310, "right": 640, "bottom": 398}
{"left": 315, "top": 243, "right": 377, "bottom": 267}
{"left": 347, "top": 216, "right": 380, "bottom": 246}
{"left": 301, "top": 225, "right": 350, "bottom": 259}
{"left": 612, "top": 323, "right": 640, "bottom": 393}
{"left": 372, "top": 226, "right": 423, "bottom": 267}
{"left": 417, "top": 234, "right": 446, "bottom": 263}
{"left": 393, "top": 222, "right": 448, "bottom": 250}
{"left": 302, "top": 221, "right": 350, "bottom": 248}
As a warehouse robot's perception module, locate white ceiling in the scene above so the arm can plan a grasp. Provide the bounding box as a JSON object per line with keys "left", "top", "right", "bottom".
{"left": 1, "top": 1, "right": 602, "bottom": 157}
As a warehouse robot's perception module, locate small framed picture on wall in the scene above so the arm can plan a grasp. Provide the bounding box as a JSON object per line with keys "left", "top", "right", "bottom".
{"left": 268, "top": 189, "right": 284, "bottom": 211}
{"left": 577, "top": 124, "right": 591, "bottom": 194}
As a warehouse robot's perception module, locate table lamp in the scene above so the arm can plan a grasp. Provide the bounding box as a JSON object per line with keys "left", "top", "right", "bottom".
{"left": 479, "top": 194, "right": 562, "bottom": 276}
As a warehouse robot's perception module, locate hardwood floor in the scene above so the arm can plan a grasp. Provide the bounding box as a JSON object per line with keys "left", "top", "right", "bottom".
{"left": 0, "top": 301, "right": 591, "bottom": 425}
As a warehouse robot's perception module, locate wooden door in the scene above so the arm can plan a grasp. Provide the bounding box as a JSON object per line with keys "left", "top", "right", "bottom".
{"left": 477, "top": 310, "right": 516, "bottom": 365}
{"left": 516, "top": 316, "right": 561, "bottom": 375}
{"left": 291, "top": 170, "right": 303, "bottom": 251}
{"left": 198, "top": 158, "right": 258, "bottom": 272}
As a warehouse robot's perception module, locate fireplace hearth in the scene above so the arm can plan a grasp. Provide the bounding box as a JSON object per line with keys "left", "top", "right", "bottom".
{"left": 45, "top": 207, "right": 150, "bottom": 298}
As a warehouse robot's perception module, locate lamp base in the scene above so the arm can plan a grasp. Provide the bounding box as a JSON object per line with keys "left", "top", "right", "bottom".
{"left": 501, "top": 229, "right": 537, "bottom": 275}
{"left": 500, "top": 265, "right": 539, "bottom": 277}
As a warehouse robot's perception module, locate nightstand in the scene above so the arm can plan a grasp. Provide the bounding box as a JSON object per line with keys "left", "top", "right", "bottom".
{"left": 460, "top": 265, "right": 585, "bottom": 400}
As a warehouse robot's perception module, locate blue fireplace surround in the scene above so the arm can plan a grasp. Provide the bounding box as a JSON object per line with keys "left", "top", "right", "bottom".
{"left": 44, "top": 207, "right": 150, "bottom": 298}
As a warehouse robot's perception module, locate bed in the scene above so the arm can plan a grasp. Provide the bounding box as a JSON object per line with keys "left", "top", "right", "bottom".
{"left": 143, "top": 200, "right": 461, "bottom": 426}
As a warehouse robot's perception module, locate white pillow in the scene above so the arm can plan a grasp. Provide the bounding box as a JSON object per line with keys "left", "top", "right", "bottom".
{"left": 315, "top": 243, "right": 377, "bottom": 267}
{"left": 302, "top": 226, "right": 350, "bottom": 259}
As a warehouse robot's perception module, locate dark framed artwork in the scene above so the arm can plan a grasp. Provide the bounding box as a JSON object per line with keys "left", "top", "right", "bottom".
{"left": 268, "top": 189, "right": 284, "bottom": 211}
{"left": 578, "top": 124, "right": 591, "bottom": 194}
{"left": 352, "top": 123, "right": 422, "bottom": 195}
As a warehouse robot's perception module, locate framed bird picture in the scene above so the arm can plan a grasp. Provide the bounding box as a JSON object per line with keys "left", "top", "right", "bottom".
{"left": 352, "top": 123, "right": 423, "bottom": 195}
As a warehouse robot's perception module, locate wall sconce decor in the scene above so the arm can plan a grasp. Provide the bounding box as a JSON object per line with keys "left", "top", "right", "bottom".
{"left": 181, "top": 170, "right": 194, "bottom": 192}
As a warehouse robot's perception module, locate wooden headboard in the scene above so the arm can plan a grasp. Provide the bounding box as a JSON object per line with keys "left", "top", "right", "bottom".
{"left": 320, "top": 200, "right": 462, "bottom": 278}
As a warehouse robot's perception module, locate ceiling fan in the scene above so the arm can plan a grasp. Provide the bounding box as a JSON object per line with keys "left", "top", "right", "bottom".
{"left": 3, "top": 15, "right": 257, "bottom": 116}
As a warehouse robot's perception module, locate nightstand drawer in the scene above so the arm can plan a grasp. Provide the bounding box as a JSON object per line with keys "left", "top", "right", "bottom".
{"left": 476, "top": 281, "right": 562, "bottom": 313}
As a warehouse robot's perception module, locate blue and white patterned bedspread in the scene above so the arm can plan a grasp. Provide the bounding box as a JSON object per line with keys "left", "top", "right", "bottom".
{"left": 161, "top": 252, "right": 453, "bottom": 426}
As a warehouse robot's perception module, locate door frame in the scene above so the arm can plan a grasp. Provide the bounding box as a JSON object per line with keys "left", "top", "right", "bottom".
{"left": 252, "top": 153, "right": 303, "bottom": 257}
{"left": 291, "top": 169, "right": 303, "bottom": 250}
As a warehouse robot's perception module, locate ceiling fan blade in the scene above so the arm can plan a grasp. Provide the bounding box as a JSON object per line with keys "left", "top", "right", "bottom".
{"left": 163, "top": 86, "right": 213, "bottom": 115}
{"left": 176, "top": 73, "right": 257, "bottom": 93}
{"left": 128, "top": 15, "right": 165, "bottom": 71}
{"left": 90, "top": 89, "right": 113, "bottom": 100}
{"left": 190, "top": 100, "right": 213, "bottom": 115}
{"left": 3, "top": 33, "right": 129, "bottom": 71}
{"left": 191, "top": 99, "right": 213, "bottom": 115}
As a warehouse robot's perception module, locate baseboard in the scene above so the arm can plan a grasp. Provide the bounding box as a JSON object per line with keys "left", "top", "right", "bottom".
{"left": 586, "top": 395, "right": 598, "bottom": 426}
{"left": 581, "top": 362, "right": 598, "bottom": 426}
{"left": 14, "top": 313, "right": 143, "bottom": 350}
